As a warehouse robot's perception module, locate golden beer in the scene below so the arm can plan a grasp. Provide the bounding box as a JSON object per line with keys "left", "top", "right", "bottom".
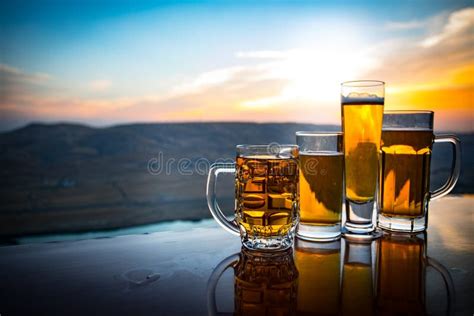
{"left": 342, "top": 101, "right": 384, "bottom": 203}
{"left": 341, "top": 80, "right": 384, "bottom": 234}
{"left": 208, "top": 144, "right": 300, "bottom": 250}
{"left": 295, "top": 240, "right": 341, "bottom": 315}
{"left": 299, "top": 153, "right": 343, "bottom": 224}
{"left": 377, "top": 111, "right": 460, "bottom": 232}
{"left": 236, "top": 156, "right": 298, "bottom": 239}
{"left": 234, "top": 248, "right": 298, "bottom": 315}
{"left": 380, "top": 129, "right": 433, "bottom": 218}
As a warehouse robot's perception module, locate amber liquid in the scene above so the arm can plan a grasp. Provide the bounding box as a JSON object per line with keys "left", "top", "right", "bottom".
{"left": 234, "top": 249, "right": 298, "bottom": 315}
{"left": 376, "top": 235, "right": 425, "bottom": 315}
{"left": 299, "top": 153, "right": 343, "bottom": 225}
{"left": 342, "top": 102, "right": 384, "bottom": 202}
{"left": 236, "top": 156, "right": 298, "bottom": 238}
{"left": 380, "top": 129, "right": 433, "bottom": 218}
{"left": 295, "top": 244, "right": 341, "bottom": 315}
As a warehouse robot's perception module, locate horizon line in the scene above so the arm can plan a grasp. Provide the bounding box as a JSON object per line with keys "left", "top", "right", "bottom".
{"left": 0, "top": 120, "right": 341, "bottom": 133}
{"left": 2, "top": 120, "right": 472, "bottom": 135}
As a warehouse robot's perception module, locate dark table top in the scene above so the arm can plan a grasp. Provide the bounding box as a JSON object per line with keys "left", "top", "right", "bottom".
{"left": 0, "top": 195, "right": 473, "bottom": 316}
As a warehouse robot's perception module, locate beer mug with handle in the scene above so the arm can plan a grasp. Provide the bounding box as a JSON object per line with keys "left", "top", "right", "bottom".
{"left": 207, "top": 144, "right": 299, "bottom": 251}
{"left": 378, "top": 111, "right": 461, "bottom": 232}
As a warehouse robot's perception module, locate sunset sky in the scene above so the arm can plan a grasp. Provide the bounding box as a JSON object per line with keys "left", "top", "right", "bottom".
{"left": 1, "top": 0, "right": 473, "bottom": 132}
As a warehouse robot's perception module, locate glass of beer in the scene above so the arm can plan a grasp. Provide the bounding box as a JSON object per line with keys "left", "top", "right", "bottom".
{"left": 207, "top": 248, "right": 298, "bottom": 315}
{"left": 378, "top": 111, "right": 461, "bottom": 232}
{"left": 341, "top": 80, "right": 384, "bottom": 238}
{"left": 207, "top": 144, "right": 299, "bottom": 251}
{"left": 376, "top": 232, "right": 454, "bottom": 315}
{"left": 296, "top": 132, "right": 344, "bottom": 241}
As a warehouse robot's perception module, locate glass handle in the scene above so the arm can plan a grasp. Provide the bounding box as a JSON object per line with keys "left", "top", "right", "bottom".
{"left": 431, "top": 135, "right": 461, "bottom": 200}
{"left": 426, "top": 257, "right": 456, "bottom": 315}
{"left": 206, "top": 253, "right": 239, "bottom": 316}
{"left": 206, "top": 163, "right": 240, "bottom": 235}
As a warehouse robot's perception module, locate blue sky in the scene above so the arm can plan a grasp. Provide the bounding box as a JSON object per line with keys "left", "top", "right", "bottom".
{"left": 1, "top": 1, "right": 473, "bottom": 131}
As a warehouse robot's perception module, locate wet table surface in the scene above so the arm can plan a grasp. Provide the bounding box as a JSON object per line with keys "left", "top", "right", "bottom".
{"left": 0, "top": 195, "right": 473, "bottom": 316}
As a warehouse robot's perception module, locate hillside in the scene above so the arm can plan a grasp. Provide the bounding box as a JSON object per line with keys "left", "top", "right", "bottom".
{"left": 0, "top": 122, "right": 472, "bottom": 236}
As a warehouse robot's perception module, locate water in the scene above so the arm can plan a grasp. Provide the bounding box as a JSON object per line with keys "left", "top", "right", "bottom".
{"left": 15, "top": 219, "right": 217, "bottom": 244}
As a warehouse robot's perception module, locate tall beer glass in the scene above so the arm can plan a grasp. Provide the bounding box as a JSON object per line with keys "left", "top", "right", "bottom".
{"left": 341, "top": 80, "right": 384, "bottom": 237}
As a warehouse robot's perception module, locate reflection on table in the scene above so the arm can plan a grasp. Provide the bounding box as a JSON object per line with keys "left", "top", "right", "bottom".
{"left": 208, "top": 247, "right": 298, "bottom": 315}
{"left": 376, "top": 232, "right": 454, "bottom": 316}
{"left": 209, "top": 232, "right": 454, "bottom": 316}
{"left": 235, "top": 248, "right": 298, "bottom": 315}
{"left": 341, "top": 238, "right": 376, "bottom": 316}
{"left": 295, "top": 239, "right": 341, "bottom": 315}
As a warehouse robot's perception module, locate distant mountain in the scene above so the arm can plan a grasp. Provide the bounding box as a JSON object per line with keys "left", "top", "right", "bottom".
{"left": 0, "top": 122, "right": 472, "bottom": 236}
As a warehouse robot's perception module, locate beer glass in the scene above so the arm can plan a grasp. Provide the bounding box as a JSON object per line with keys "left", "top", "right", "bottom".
{"left": 206, "top": 144, "right": 299, "bottom": 251}
{"left": 378, "top": 111, "right": 461, "bottom": 232}
{"left": 341, "top": 80, "right": 384, "bottom": 237}
{"left": 341, "top": 238, "right": 378, "bottom": 315}
{"left": 295, "top": 239, "right": 341, "bottom": 315}
{"left": 296, "top": 132, "right": 344, "bottom": 241}
{"left": 207, "top": 248, "right": 298, "bottom": 315}
{"left": 376, "top": 232, "right": 455, "bottom": 315}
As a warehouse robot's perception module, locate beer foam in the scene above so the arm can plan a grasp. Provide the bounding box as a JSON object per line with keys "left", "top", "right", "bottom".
{"left": 241, "top": 154, "right": 290, "bottom": 159}
{"left": 300, "top": 151, "right": 343, "bottom": 156}
{"left": 341, "top": 92, "right": 384, "bottom": 105}
{"left": 382, "top": 127, "right": 433, "bottom": 131}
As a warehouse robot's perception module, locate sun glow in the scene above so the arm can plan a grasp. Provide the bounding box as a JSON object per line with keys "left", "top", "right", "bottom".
{"left": 284, "top": 50, "right": 377, "bottom": 100}
{"left": 239, "top": 45, "right": 379, "bottom": 110}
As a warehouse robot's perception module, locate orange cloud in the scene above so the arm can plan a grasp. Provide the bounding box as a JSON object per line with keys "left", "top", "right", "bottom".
{"left": 387, "top": 86, "right": 473, "bottom": 131}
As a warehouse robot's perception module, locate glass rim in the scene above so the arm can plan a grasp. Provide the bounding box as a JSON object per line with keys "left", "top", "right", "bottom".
{"left": 384, "top": 110, "right": 434, "bottom": 115}
{"left": 296, "top": 131, "right": 343, "bottom": 137}
{"left": 236, "top": 144, "right": 299, "bottom": 157}
{"left": 341, "top": 80, "right": 385, "bottom": 87}
{"left": 383, "top": 110, "right": 434, "bottom": 130}
{"left": 236, "top": 144, "right": 298, "bottom": 150}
